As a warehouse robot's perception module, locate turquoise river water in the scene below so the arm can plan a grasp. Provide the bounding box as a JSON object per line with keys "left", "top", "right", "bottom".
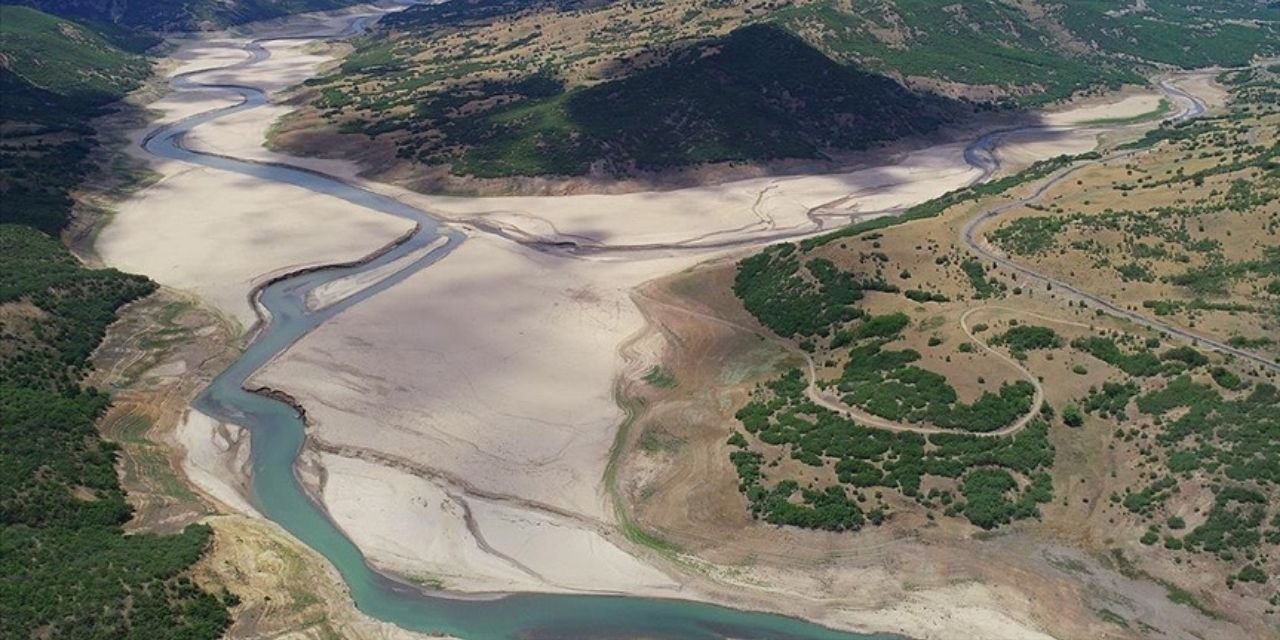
{"left": 142, "top": 13, "right": 902, "bottom": 640}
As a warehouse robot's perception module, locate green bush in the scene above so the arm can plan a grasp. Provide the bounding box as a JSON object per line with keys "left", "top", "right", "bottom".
{"left": 1062, "top": 404, "right": 1084, "bottom": 428}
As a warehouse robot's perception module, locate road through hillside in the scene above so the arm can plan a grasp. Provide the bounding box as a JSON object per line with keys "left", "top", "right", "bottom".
{"left": 959, "top": 73, "right": 1280, "bottom": 375}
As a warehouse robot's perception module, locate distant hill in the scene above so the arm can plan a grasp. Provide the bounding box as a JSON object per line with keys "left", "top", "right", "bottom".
{"left": 5, "top": 0, "right": 363, "bottom": 31}
{"left": 439, "top": 24, "right": 963, "bottom": 177}
{"left": 777, "top": 0, "right": 1278, "bottom": 104}
{"left": 0, "top": 5, "right": 153, "bottom": 126}
{"left": 287, "top": 0, "right": 1278, "bottom": 182}
{"left": 0, "top": 7, "right": 233, "bottom": 639}
{"left": 0, "top": 5, "right": 158, "bottom": 233}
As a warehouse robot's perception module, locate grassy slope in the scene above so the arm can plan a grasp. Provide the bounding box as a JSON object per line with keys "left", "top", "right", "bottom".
{"left": 776, "top": 0, "right": 1140, "bottom": 106}
{"left": 0, "top": 5, "right": 152, "bottom": 99}
{"left": 5, "top": 0, "right": 363, "bottom": 31}
{"left": 0, "top": 7, "right": 233, "bottom": 637}
{"left": 310, "top": 0, "right": 1277, "bottom": 179}
{"left": 1058, "top": 0, "right": 1280, "bottom": 69}
{"left": 726, "top": 68, "right": 1280, "bottom": 605}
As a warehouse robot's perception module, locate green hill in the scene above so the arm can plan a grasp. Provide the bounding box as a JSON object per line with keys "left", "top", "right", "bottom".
{"left": 0, "top": 5, "right": 153, "bottom": 123}
{"left": 775, "top": 0, "right": 1140, "bottom": 106}
{"left": 0, "top": 5, "right": 156, "bottom": 234}
{"left": 0, "top": 7, "right": 232, "bottom": 638}
{"left": 442, "top": 25, "right": 964, "bottom": 177}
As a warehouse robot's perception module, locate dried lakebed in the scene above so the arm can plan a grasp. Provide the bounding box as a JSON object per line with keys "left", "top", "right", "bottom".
{"left": 125, "top": 8, "right": 1208, "bottom": 640}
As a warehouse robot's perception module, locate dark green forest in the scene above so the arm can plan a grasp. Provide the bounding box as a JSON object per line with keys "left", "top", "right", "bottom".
{"left": 730, "top": 367, "right": 1055, "bottom": 531}
{"left": 360, "top": 24, "right": 965, "bottom": 178}
{"left": 0, "top": 6, "right": 231, "bottom": 637}
{"left": 5, "top": 0, "right": 362, "bottom": 31}
{"left": 1, "top": 5, "right": 154, "bottom": 234}
{"left": 312, "top": 0, "right": 1279, "bottom": 178}
{"left": 0, "top": 229, "right": 233, "bottom": 638}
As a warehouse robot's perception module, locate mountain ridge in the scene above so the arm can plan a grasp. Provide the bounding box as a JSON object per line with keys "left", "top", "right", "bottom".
{"left": 279, "top": 0, "right": 1278, "bottom": 184}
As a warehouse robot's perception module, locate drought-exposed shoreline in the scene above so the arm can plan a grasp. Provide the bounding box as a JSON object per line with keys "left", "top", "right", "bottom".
{"left": 92, "top": 3, "right": 1217, "bottom": 638}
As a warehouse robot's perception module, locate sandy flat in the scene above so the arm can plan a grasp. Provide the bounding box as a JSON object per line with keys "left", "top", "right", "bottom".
{"left": 98, "top": 39, "right": 414, "bottom": 330}
{"left": 97, "top": 154, "right": 413, "bottom": 329}
{"left": 1171, "top": 72, "right": 1229, "bottom": 110}
{"left": 836, "top": 583, "right": 1057, "bottom": 640}
{"left": 175, "top": 410, "right": 257, "bottom": 516}
{"left": 102, "top": 8, "right": 1222, "bottom": 639}
{"left": 993, "top": 127, "right": 1103, "bottom": 168}
{"left": 198, "top": 38, "right": 342, "bottom": 96}
{"left": 306, "top": 237, "right": 445, "bottom": 310}
{"left": 190, "top": 104, "right": 984, "bottom": 247}
{"left": 1043, "top": 93, "right": 1165, "bottom": 126}
{"left": 318, "top": 453, "right": 550, "bottom": 591}
{"left": 412, "top": 143, "right": 983, "bottom": 246}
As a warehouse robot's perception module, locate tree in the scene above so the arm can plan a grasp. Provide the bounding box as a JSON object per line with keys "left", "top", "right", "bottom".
{"left": 1062, "top": 403, "right": 1084, "bottom": 427}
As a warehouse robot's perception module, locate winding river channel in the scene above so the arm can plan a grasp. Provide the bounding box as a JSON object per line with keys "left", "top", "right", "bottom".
{"left": 135, "top": 6, "right": 1258, "bottom": 639}
{"left": 149, "top": 12, "right": 896, "bottom": 640}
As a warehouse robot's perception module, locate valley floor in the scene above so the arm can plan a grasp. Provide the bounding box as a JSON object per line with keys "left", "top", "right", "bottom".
{"left": 91, "top": 4, "right": 1246, "bottom": 639}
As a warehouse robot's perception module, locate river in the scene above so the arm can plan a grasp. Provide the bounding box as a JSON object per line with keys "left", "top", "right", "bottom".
{"left": 142, "top": 10, "right": 902, "bottom": 640}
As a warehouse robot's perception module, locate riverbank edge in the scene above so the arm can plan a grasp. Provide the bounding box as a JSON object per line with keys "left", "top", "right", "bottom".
{"left": 89, "top": 5, "right": 1208, "bottom": 640}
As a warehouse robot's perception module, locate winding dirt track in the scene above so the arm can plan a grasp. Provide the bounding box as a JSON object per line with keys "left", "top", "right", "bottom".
{"left": 639, "top": 72, "right": 1278, "bottom": 442}
{"left": 960, "top": 76, "right": 1280, "bottom": 376}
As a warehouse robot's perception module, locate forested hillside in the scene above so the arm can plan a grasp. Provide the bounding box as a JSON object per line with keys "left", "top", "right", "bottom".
{"left": 0, "top": 6, "right": 232, "bottom": 637}
{"left": 5, "top": 0, "right": 361, "bottom": 31}
{"left": 0, "top": 5, "right": 156, "bottom": 233}
{"left": 718, "top": 65, "right": 1280, "bottom": 626}
{"left": 283, "top": 0, "right": 1279, "bottom": 182}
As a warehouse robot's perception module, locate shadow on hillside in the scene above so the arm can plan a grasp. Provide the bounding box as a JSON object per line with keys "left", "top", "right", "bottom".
{"left": 445, "top": 23, "right": 1066, "bottom": 183}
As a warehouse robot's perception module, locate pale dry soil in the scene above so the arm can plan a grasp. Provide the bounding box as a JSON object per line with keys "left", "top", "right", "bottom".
{"left": 86, "top": 288, "right": 434, "bottom": 639}
{"left": 93, "top": 5, "right": 1218, "bottom": 639}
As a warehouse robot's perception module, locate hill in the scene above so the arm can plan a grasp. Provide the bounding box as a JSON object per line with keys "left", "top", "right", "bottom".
{"left": 397, "top": 24, "right": 965, "bottom": 178}
{"left": 0, "top": 5, "right": 154, "bottom": 123}
{"left": 280, "top": 0, "right": 1279, "bottom": 183}
{"left": 0, "top": 4, "right": 156, "bottom": 234}
{"left": 0, "top": 7, "right": 233, "bottom": 638}
{"left": 617, "top": 65, "right": 1280, "bottom": 638}
{"left": 6, "top": 0, "right": 363, "bottom": 31}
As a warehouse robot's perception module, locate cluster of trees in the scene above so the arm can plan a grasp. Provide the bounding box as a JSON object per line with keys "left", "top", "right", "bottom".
{"left": 904, "top": 288, "right": 949, "bottom": 303}
{"left": 960, "top": 258, "right": 1006, "bottom": 299}
{"left": 991, "top": 324, "right": 1062, "bottom": 352}
{"left": 729, "top": 362, "right": 1056, "bottom": 530}
{"left": 988, "top": 216, "right": 1067, "bottom": 256}
{"left": 0, "top": 9, "right": 233, "bottom": 634}
{"left": 1071, "top": 336, "right": 1165, "bottom": 377}
{"left": 1082, "top": 381, "right": 1139, "bottom": 420}
{"left": 1097, "top": 335, "right": 1280, "bottom": 585}
{"left": 1182, "top": 487, "right": 1267, "bottom": 558}
{"left": 0, "top": 227, "right": 156, "bottom": 392}
{"left": 1169, "top": 247, "right": 1280, "bottom": 296}
{"left": 733, "top": 245, "right": 878, "bottom": 338}
{"left": 0, "top": 226, "right": 233, "bottom": 638}
{"left": 960, "top": 468, "right": 1052, "bottom": 530}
